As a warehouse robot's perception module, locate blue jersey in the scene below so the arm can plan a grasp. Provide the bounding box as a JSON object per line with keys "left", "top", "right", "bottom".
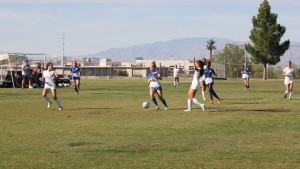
{"left": 148, "top": 70, "right": 161, "bottom": 88}
{"left": 70, "top": 66, "right": 81, "bottom": 77}
{"left": 241, "top": 67, "right": 250, "bottom": 75}
{"left": 204, "top": 68, "right": 215, "bottom": 78}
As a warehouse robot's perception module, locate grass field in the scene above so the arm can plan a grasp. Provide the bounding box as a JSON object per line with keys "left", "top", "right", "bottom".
{"left": 0, "top": 79, "right": 300, "bottom": 169}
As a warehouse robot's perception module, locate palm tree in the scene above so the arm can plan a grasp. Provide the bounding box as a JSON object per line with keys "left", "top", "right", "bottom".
{"left": 206, "top": 39, "right": 216, "bottom": 61}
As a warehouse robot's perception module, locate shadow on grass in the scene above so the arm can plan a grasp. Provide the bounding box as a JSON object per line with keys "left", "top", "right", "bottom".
{"left": 66, "top": 107, "right": 121, "bottom": 111}
{"left": 210, "top": 107, "right": 290, "bottom": 113}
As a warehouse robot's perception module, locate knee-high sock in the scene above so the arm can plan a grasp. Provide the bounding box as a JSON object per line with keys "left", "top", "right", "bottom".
{"left": 55, "top": 98, "right": 63, "bottom": 108}
{"left": 209, "top": 91, "right": 213, "bottom": 100}
{"left": 289, "top": 91, "right": 293, "bottom": 99}
{"left": 212, "top": 91, "right": 218, "bottom": 99}
{"left": 187, "top": 99, "right": 192, "bottom": 110}
{"left": 285, "top": 90, "right": 288, "bottom": 94}
{"left": 202, "top": 90, "right": 205, "bottom": 99}
{"left": 161, "top": 99, "right": 168, "bottom": 108}
{"left": 193, "top": 98, "right": 202, "bottom": 106}
{"left": 152, "top": 97, "right": 158, "bottom": 106}
{"left": 174, "top": 81, "right": 176, "bottom": 86}
{"left": 43, "top": 95, "right": 51, "bottom": 103}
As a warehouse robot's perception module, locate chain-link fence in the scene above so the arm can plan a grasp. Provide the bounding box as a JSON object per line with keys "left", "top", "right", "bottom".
{"left": 220, "top": 63, "right": 300, "bottom": 79}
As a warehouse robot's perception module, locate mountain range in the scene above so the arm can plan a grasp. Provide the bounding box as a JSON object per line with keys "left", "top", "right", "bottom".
{"left": 92, "top": 37, "right": 300, "bottom": 66}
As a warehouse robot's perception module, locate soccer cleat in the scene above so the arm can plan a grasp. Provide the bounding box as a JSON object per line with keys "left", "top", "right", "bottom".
{"left": 203, "top": 97, "right": 206, "bottom": 101}
{"left": 164, "top": 107, "right": 168, "bottom": 110}
{"left": 200, "top": 104, "right": 206, "bottom": 112}
{"left": 210, "top": 100, "right": 214, "bottom": 104}
{"left": 59, "top": 107, "right": 63, "bottom": 111}
{"left": 47, "top": 102, "right": 52, "bottom": 109}
{"left": 217, "top": 98, "right": 221, "bottom": 104}
{"left": 289, "top": 97, "right": 292, "bottom": 100}
{"left": 156, "top": 106, "right": 159, "bottom": 110}
{"left": 29, "top": 85, "right": 33, "bottom": 89}
{"left": 284, "top": 94, "right": 287, "bottom": 98}
{"left": 184, "top": 109, "right": 191, "bottom": 112}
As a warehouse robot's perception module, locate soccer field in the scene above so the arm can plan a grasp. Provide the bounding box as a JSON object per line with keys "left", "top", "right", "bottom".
{"left": 0, "top": 79, "right": 299, "bottom": 169}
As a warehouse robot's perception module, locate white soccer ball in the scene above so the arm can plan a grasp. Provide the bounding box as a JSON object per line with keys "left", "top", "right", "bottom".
{"left": 142, "top": 101, "right": 150, "bottom": 109}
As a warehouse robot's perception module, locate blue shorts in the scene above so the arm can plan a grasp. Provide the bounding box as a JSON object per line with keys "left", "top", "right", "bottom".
{"left": 151, "top": 86, "right": 162, "bottom": 91}
{"left": 72, "top": 77, "right": 80, "bottom": 81}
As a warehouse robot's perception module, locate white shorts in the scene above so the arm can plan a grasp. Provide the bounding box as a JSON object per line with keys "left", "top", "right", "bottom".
{"left": 242, "top": 74, "right": 249, "bottom": 79}
{"left": 199, "top": 75, "right": 205, "bottom": 81}
{"left": 190, "top": 83, "right": 200, "bottom": 90}
{"left": 284, "top": 78, "right": 294, "bottom": 85}
{"left": 44, "top": 82, "right": 56, "bottom": 90}
{"left": 205, "top": 77, "right": 213, "bottom": 85}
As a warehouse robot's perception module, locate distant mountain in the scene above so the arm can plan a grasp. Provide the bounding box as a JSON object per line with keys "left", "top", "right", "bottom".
{"left": 92, "top": 37, "right": 300, "bottom": 65}
{"left": 92, "top": 37, "right": 242, "bottom": 61}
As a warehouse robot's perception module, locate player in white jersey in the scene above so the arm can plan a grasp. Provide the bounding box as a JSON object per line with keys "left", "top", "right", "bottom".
{"left": 40, "top": 62, "right": 63, "bottom": 110}
{"left": 173, "top": 64, "right": 180, "bottom": 87}
{"left": 282, "top": 61, "right": 295, "bottom": 100}
{"left": 147, "top": 61, "right": 168, "bottom": 110}
{"left": 184, "top": 58, "right": 205, "bottom": 112}
{"left": 199, "top": 58, "right": 207, "bottom": 100}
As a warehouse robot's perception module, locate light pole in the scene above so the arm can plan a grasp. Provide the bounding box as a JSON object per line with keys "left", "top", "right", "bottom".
{"left": 61, "top": 34, "right": 65, "bottom": 67}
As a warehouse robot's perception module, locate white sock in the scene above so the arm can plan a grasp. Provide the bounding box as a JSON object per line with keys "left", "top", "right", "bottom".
{"left": 289, "top": 91, "right": 293, "bottom": 99}
{"left": 55, "top": 98, "right": 63, "bottom": 108}
{"left": 285, "top": 90, "right": 288, "bottom": 94}
{"left": 193, "top": 98, "right": 202, "bottom": 106}
{"left": 43, "top": 95, "right": 51, "bottom": 103}
{"left": 202, "top": 91, "right": 205, "bottom": 98}
{"left": 174, "top": 81, "right": 176, "bottom": 86}
{"left": 188, "top": 99, "right": 192, "bottom": 110}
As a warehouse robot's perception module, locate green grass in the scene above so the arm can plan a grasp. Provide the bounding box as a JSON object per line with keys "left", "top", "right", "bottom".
{"left": 0, "top": 79, "right": 300, "bottom": 169}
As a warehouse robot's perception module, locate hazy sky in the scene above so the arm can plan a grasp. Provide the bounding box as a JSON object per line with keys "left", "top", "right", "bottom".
{"left": 0, "top": 0, "right": 299, "bottom": 56}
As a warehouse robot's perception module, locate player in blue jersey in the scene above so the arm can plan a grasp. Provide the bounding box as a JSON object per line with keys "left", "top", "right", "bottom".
{"left": 241, "top": 63, "right": 251, "bottom": 91}
{"left": 70, "top": 61, "right": 81, "bottom": 94}
{"left": 204, "top": 61, "right": 221, "bottom": 104}
{"left": 147, "top": 61, "right": 168, "bottom": 110}
{"left": 184, "top": 58, "right": 206, "bottom": 112}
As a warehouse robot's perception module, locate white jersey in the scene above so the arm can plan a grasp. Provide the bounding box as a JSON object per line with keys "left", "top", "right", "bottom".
{"left": 283, "top": 67, "right": 294, "bottom": 85}
{"left": 22, "top": 63, "right": 30, "bottom": 75}
{"left": 43, "top": 70, "right": 58, "bottom": 89}
{"left": 173, "top": 68, "right": 179, "bottom": 77}
{"left": 190, "top": 68, "right": 200, "bottom": 90}
{"left": 200, "top": 65, "right": 207, "bottom": 81}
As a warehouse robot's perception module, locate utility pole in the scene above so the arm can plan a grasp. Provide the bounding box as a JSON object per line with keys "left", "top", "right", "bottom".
{"left": 61, "top": 34, "right": 65, "bottom": 67}
{"left": 61, "top": 34, "right": 65, "bottom": 77}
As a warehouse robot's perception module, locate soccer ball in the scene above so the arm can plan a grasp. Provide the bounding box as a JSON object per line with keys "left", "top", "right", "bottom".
{"left": 142, "top": 101, "right": 150, "bottom": 109}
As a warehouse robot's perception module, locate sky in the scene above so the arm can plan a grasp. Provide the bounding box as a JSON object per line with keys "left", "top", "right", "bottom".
{"left": 0, "top": 0, "right": 299, "bottom": 56}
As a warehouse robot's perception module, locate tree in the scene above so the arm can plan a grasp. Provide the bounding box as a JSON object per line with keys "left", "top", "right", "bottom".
{"left": 206, "top": 39, "right": 216, "bottom": 61}
{"left": 216, "top": 44, "right": 246, "bottom": 78}
{"left": 245, "top": 0, "right": 290, "bottom": 80}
